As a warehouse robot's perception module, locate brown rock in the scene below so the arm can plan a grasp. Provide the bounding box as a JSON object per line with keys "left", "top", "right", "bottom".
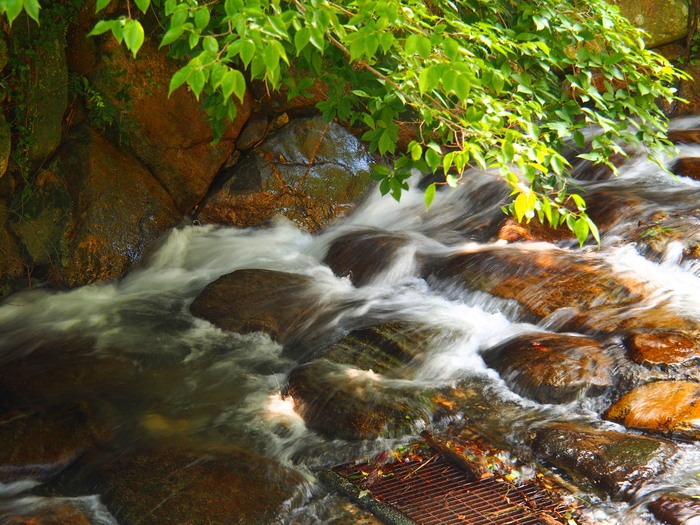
{"left": 605, "top": 380, "right": 700, "bottom": 439}
{"left": 0, "top": 502, "right": 92, "bottom": 525}
{"left": 196, "top": 116, "right": 373, "bottom": 232}
{"left": 530, "top": 422, "right": 676, "bottom": 498}
{"left": 323, "top": 229, "right": 416, "bottom": 286}
{"left": 626, "top": 330, "right": 700, "bottom": 366}
{"left": 648, "top": 495, "right": 700, "bottom": 525}
{"left": 189, "top": 269, "right": 315, "bottom": 344}
{"left": 497, "top": 217, "right": 573, "bottom": 243}
{"left": 424, "top": 245, "right": 643, "bottom": 319}
{"left": 55, "top": 127, "right": 180, "bottom": 286}
{"left": 90, "top": 39, "right": 252, "bottom": 213}
{"left": 0, "top": 405, "right": 98, "bottom": 482}
{"left": 481, "top": 332, "right": 614, "bottom": 404}
{"left": 670, "top": 157, "right": 700, "bottom": 183}
{"left": 95, "top": 446, "right": 303, "bottom": 525}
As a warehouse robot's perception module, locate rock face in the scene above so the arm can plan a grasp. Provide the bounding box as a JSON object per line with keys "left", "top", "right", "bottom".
{"left": 613, "top": 0, "right": 688, "bottom": 48}
{"left": 481, "top": 332, "right": 614, "bottom": 404}
{"left": 53, "top": 128, "right": 180, "bottom": 286}
{"left": 89, "top": 39, "right": 252, "bottom": 213}
{"left": 605, "top": 381, "right": 700, "bottom": 439}
{"left": 196, "top": 116, "right": 373, "bottom": 232}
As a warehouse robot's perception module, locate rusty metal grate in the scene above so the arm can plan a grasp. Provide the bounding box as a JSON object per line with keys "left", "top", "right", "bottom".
{"left": 332, "top": 448, "right": 568, "bottom": 525}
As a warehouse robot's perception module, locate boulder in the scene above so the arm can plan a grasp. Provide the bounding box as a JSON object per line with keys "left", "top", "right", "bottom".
{"left": 195, "top": 116, "right": 373, "bottom": 232}
{"left": 189, "top": 269, "right": 315, "bottom": 344}
{"left": 613, "top": 0, "right": 688, "bottom": 48}
{"left": 481, "top": 332, "right": 614, "bottom": 404}
{"left": 94, "top": 446, "right": 303, "bottom": 525}
{"left": 89, "top": 39, "right": 252, "bottom": 213}
{"left": 604, "top": 380, "right": 700, "bottom": 439}
{"left": 670, "top": 157, "right": 700, "bottom": 183}
{"left": 0, "top": 502, "right": 93, "bottom": 525}
{"left": 424, "top": 245, "right": 643, "bottom": 320}
{"left": 323, "top": 229, "right": 418, "bottom": 286}
{"left": 54, "top": 127, "right": 180, "bottom": 286}
{"left": 530, "top": 422, "right": 676, "bottom": 498}
{"left": 0, "top": 405, "right": 98, "bottom": 483}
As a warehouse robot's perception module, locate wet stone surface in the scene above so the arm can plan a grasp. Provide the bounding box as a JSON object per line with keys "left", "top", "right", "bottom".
{"left": 481, "top": 332, "right": 614, "bottom": 404}
{"left": 648, "top": 495, "right": 700, "bottom": 525}
{"left": 625, "top": 330, "right": 700, "bottom": 366}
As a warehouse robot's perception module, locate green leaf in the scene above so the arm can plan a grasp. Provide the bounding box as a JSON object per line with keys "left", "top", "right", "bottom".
{"left": 22, "top": 0, "right": 40, "bottom": 23}
{"left": 418, "top": 66, "right": 440, "bottom": 95}
{"left": 88, "top": 20, "right": 114, "bottom": 36}
{"left": 203, "top": 36, "right": 219, "bottom": 55}
{"left": 425, "top": 148, "right": 440, "bottom": 171}
{"left": 188, "top": 68, "right": 206, "bottom": 99}
{"left": 221, "top": 69, "right": 247, "bottom": 103}
{"left": 573, "top": 217, "right": 590, "bottom": 246}
{"left": 168, "top": 65, "right": 192, "bottom": 96}
{"left": 239, "top": 40, "right": 256, "bottom": 68}
{"left": 3, "top": 0, "right": 22, "bottom": 24}
{"left": 195, "top": 8, "right": 210, "bottom": 30}
{"left": 160, "top": 24, "right": 185, "bottom": 47}
{"left": 123, "top": 19, "right": 145, "bottom": 57}
{"left": 189, "top": 32, "right": 199, "bottom": 50}
{"left": 294, "top": 27, "right": 311, "bottom": 54}
{"left": 410, "top": 142, "right": 422, "bottom": 161}
{"left": 445, "top": 174, "right": 458, "bottom": 188}
{"left": 134, "top": 0, "right": 149, "bottom": 14}
{"left": 405, "top": 34, "right": 431, "bottom": 59}
{"left": 95, "top": 0, "right": 111, "bottom": 13}
{"left": 378, "top": 129, "right": 396, "bottom": 154}
{"left": 424, "top": 183, "right": 436, "bottom": 209}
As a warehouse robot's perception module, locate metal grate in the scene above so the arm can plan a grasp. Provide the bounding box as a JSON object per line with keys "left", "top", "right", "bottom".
{"left": 332, "top": 449, "right": 568, "bottom": 525}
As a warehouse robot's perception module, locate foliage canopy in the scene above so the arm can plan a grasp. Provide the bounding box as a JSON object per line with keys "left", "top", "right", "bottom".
{"left": 1, "top": 0, "right": 688, "bottom": 244}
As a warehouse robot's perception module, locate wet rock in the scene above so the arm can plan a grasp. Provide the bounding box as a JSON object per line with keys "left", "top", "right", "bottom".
{"left": 615, "top": 0, "right": 688, "bottom": 48}
{"left": 196, "top": 116, "right": 373, "bottom": 232}
{"left": 604, "top": 380, "right": 700, "bottom": 439}
{"left": 285, "top": 359, "right": 433, "bottom": 440}
{"left": 0, "top": 115, "right": 10, "bottom": 179}
{"left": 54, "top": 127, "right": 180, "bottom": 286}
{"left": 0, "top": 502, "right": 93, "bottom": 525}
{"left": 627, "top": 210, "right": 700, "bottom": 262}
{"left": 189, "top": 269, "right": 315, "bottom": 344}
{"left": 323, "top": 229, "right": 418, "bottom": 286}
{"left": 530, "top": 422, "right": 676, "bottom": 498}
{"left": 481, "top": 332, "right": 614, "bottom": 404}
{"left": 648, "top": 495, "right": 700, "bottom": 525}
{"left": 424, "top": 245, "right": 642, "bottom": 320}
{"left": 670, "top": 157, "right": 700, "bottom": 183}
{"left": 0, "top": 207, "right": 26, "bottom": 298}
{"left": 0, "top": 405, "right": 98, "bottom": 483}
{"left": 89, "top": 39, "right": 251, "bottom": 213}
{"left": 626, "top": 330, "right": 700, "bottom": 366}
{"left": 496, "top": 217, "right": 574, "bottom": 244}
{"left": 95, "top": 446, "right": 302, "bottom": 525}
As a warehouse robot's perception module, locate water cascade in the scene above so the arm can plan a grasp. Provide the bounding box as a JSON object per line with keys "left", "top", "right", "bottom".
{"left": 1, "top": 119, "right": 700, "bottom": 524}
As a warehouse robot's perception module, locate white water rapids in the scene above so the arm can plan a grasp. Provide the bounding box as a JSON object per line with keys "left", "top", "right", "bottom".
{"left": 1, "top": 120, "right": 700, "bottom": 524}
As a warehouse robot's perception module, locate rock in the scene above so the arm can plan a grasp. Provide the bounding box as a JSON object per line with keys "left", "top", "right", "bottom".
{"left": 604, "top": 380, "right": 700, "bottom": 439}
{"left": 323, "top": 229, "right": 417, "bottom": 286}
{"left": 648, "top": 496, "right": 700, "bottom": 525}
{"left": 670, "top": 157, "right": 700, "bottom": 183}
{"left": 94, "top": 446, "right": 303, "bottom": 525}
{"left": 613, "top": 0, "right": 688, "bottom": 48}
{"left": 189, "top": 269, "right": 315, "bottom": 344}
{"left": 0, "top": 502, "right": 93, "bottom": 525}
{"left": 530, "top": 422, "right": 676, "bottom": 498}
{"left": 626, "top": 330, "right": 700, "bottom": 366}
{"left": 89, "top": 38, "right": 252, "bottom": 213}
{"left": 0, "top": 405, "right": 98, "bottom": 483}
{"left": 0, "top": 207, "right": 26, "bottom": 298}
{"left": 285, "top": 359, "right": 433, "bottom": 440}
{"left": 10, "top": 24, "right": 68, "bottom": 166}
{"left": 196, "top": 116, "right": 373, "bottom": 232}
{"left": 496, "top": 217, "right": 574, "bottom": 243}
{"left": 481, "top": 332, "right": 614, "bottom": 404}
{"left": 54, "top": 127, "right": 180, "bottom": 286}
{"left": 424, "top": 245, "right": 643, "bottom": 320}
{"left": 9, "top": 169, "right": 72, "bottom": 268}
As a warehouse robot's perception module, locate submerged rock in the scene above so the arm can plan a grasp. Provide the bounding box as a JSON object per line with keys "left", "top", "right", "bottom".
{"left": 481, "top": 332, "right": 614, "bottom": 404}
{"left": 285, "top": 358, "right": 433, "bottom": 440}
{"left": 94, "top": 446, "right": 303, "bottom": 525}
{"left": 530, "top": 422, "right": 676, "bottom": 498}
{"left": 604, "top": 380, "right": 700, "bottom": 439}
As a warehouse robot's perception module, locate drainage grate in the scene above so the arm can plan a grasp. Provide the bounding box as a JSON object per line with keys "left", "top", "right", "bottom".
{"left": 331, "top": 443, "right": 570, "bottom": 525}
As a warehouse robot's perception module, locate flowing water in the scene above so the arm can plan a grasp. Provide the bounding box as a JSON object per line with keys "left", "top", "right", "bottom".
{"left": 1, "top": 120, "right": 700, "bottom": 524}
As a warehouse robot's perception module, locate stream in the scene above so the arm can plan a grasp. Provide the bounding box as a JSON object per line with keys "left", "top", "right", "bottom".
{"left": 1, "top": 118, "right": 700, "bottom": 524}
